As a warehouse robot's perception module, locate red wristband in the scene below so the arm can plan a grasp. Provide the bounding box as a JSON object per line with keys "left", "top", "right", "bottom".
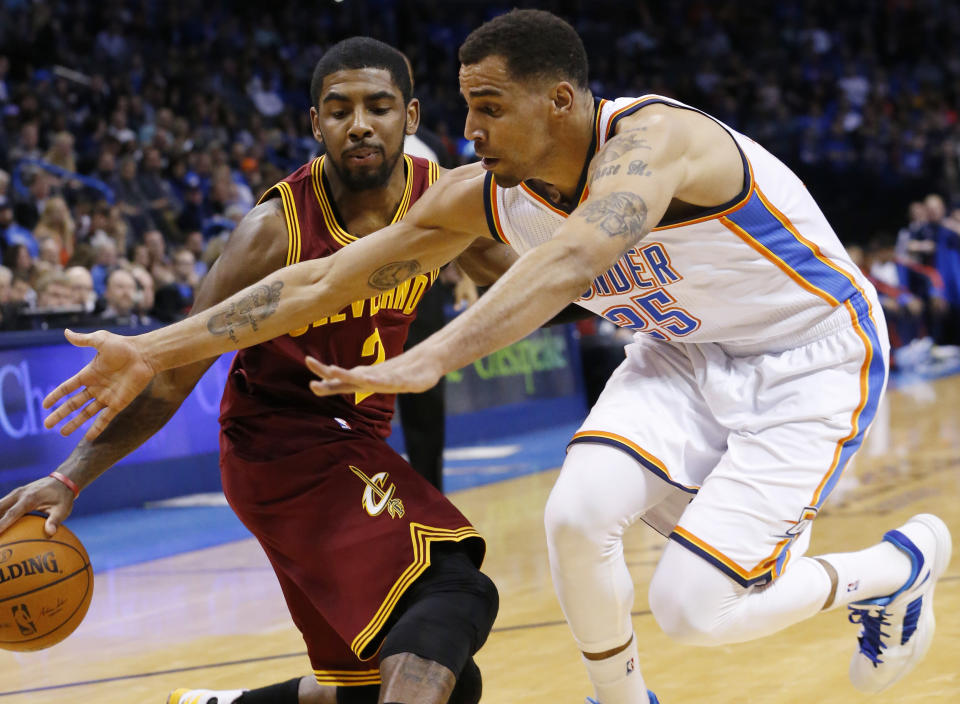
{"left": 49, "top": 472, "right": 80, "bottom": 498}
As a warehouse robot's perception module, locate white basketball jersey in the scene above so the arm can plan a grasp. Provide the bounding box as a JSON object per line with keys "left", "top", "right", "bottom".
{"left": 482, "top": 95, "right": 882, "bottom": 350}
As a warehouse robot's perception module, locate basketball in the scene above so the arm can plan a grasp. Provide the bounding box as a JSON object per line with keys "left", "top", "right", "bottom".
{"left": 0, "top": 514, "right": 94, "bottom": 651}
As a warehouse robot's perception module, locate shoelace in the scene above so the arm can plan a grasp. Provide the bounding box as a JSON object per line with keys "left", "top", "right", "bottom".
{"left": 848, "top": 605, "right": 890, "bottom": 667}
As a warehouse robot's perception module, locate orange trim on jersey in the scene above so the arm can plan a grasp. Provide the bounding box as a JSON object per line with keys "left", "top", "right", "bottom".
{"left": 719, "top": 216, "right": 840, "bottom": 306}
{"left": 487, "top": 176, "right": 510, "bottom": 245}
{"left": 520, "top": 183, "right": 568, "bottom": 217}
{"left": 602, "top": 95, "right": 659, "bottom": 139}
{"left": 350, "top": 523, "right": 483, "bottom": 659}
{"left": 672, "top": 526, "right": 793, "bottom": 582}
{"left": 313, "top": 669, "right": 381, "bottom": 687}
{"left": 569, "top": 430, "right": 700, "bottom": 493}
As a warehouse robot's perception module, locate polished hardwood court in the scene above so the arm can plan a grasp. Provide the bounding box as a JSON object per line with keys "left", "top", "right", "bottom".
{"left": 1, "top": 375, "right": 958, "bottom": 703}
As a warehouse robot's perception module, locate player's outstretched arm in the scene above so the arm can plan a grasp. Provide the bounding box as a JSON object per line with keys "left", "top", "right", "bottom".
{"left": 43, "top": 167, "right": 490, "bottom": 440}
{"left": 305, "top": 108, "right": 739, "bottom": 397}
{"left": 0, "top": 200, "right": 291, "bottom": 535}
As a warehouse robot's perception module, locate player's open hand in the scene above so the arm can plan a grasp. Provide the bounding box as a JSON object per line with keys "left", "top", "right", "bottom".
{"left": 43, "top": 329, "right": 158, "bottom": 441}
{"left": 0, "top": 477, "right": 75, "bottom": 537}
{"left": 305, "top": 353, "right": 442, "bottom": 397}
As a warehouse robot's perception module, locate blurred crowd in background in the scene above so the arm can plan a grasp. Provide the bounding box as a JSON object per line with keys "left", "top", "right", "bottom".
{"left": 0, "top": 0, "right": 959, "bottom": 369}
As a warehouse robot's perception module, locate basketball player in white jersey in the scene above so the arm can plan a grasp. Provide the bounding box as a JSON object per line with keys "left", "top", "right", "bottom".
{"left": 39, "top": 10, "right": 950, "bottom": 704}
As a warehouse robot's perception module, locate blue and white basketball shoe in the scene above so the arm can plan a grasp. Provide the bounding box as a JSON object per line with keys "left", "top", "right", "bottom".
{"left": 847, "top": 514, "right": 951, "bottom": 693}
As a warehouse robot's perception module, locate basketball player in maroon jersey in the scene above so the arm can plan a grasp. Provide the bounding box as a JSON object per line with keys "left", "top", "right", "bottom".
{"left": 0, "top": 38, "right": 504, "bottom": 704}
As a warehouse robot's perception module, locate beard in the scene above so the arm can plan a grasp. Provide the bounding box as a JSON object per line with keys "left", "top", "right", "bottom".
{"left": 330, "top": 143, "right": 405, "bottom": 191}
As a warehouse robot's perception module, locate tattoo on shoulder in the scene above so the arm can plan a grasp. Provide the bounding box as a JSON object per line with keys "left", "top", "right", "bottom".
{"left": 589, "top": 129, "right": 651, "bottom": 183}
{"left": 576, "top": 192, "right": 648, "bottom": 245}
{"left": 206, "top": 281, "right": 284, "bottom": 343}
{"left": 368, "top": 260, "right": 422, "bottom": 290}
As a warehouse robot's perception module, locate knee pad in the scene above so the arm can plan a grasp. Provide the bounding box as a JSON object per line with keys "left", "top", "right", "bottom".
{"left": 336, "top": 684, "right": 378, "bottom": 704}
{"left": 380, "top": 547, "right": 499, "bottom": 675}
{"left": 448, "top": 657, "right": 482, "bottom": 704}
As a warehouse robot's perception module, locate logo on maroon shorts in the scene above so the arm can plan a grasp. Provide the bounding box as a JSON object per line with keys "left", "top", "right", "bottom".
{"left": 349, "top": 465, "right": 405, "bottom": 519}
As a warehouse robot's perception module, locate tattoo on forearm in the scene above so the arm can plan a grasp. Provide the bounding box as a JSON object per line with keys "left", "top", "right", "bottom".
{"left": 207, "top": 281, "right": 284, "bottom": 343}
{"left": 368, "top": 260, "right": 421, "bottom": 290}
{"left": 589, "top": 129, "right": 651, "bottom": 183}
{"left": 60, "top": 381, "right": 180, "bottom": 485}
{"left": 576, "top": 192, "right": 649, "bottom": 245}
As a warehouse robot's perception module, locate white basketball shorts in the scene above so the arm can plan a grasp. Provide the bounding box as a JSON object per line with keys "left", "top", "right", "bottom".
{"left": 569, "top": 304, "right": 889, "bottom": 587}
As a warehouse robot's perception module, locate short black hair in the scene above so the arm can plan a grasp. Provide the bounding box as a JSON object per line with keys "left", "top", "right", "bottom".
{"left": 458, "top": 9, "right": 589, "bottom": 90}
{"left": 310, "top": 37, "right": 413, "bottom": 107}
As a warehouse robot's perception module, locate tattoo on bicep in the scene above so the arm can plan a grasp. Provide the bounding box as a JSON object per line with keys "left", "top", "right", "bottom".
{"left": 576, "top": 192, "right": 648, "bottom": 245}
{"left": 206, "top": 281, "right": 284, "bottom": 343}
{"left": 368, "top": 260, "right": 422, "bottom": 290}
{"left": 589, "top": 129, "right": 651, "bottom": 183}
{"left": 628, "top": 159, "right": 652, "bottom": 176}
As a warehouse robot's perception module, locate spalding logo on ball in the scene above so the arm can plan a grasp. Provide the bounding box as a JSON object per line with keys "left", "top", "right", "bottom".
{"left": 0, "top": 514, "right": 93, "bottom": 651}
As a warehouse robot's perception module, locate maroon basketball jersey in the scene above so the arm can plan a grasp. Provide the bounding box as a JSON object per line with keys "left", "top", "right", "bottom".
{"left": 220, "top": 155, "right": 441, "bottom": 455}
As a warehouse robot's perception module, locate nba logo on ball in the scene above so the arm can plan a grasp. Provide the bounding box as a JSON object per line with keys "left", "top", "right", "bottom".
{"left": 0, "top": 514, "right": 94, "bottom": 651}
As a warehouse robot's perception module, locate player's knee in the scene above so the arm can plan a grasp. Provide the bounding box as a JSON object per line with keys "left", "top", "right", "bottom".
{"left": 448, "top": 658, "right": 482, "bottom": 704}
{"left": 544, "top": 482, "right": 608, "bottom": 557}
{"left": 648, "top": 547, "right": 725, "bottom": 646}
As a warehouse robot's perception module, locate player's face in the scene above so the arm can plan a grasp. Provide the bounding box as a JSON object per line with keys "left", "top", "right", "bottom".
{"left": 311, "top": 68, "right": 418, "bottom": 191}
{"left": 460, "top": 56, "right": 554, "bottom": 187}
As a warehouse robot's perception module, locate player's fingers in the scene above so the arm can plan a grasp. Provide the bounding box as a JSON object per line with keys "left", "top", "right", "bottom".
{"left": 44, "top": 387, "right": 95, "bottom": 428}
{"left": 44, "top": 502, "right": 72, "bottom": 537}
{"left": 60, "top": 399, "right": 104, "bottom": 437}
{"left": 42, "top": 372, "right": 87, "bottom": 410}
{"left": 309, "top": 379, "right": 354, "bottom": 397}
{"left": 304, "top": 355, "right": 327, "bottom": 377}
{"left": 0, "top": 498, "right": 26, "bottom": 536}
{"left": 63, "top": 328, "right": 103, "bottom": 349}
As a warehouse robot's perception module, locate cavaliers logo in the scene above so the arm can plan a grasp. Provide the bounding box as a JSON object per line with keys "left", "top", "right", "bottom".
{"left": 349, "top": 465, "right": 405, "bottom": 519}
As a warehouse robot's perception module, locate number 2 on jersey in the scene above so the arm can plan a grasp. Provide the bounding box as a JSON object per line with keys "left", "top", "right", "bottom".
{"left": 355, "top": 328, "right": 386, "bottom": 404}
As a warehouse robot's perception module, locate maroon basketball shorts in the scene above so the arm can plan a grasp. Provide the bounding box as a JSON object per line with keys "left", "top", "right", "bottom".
{"left": 219, "top": 424, "right": 484, "bottom": 687}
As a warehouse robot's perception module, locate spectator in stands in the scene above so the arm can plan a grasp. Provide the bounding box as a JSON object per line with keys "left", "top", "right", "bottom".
{"left": 129, "top": 264, "right": 155, "bottom": 320}
{"left": 64, "top": 265, "right": 96, "bottom": 312}
{"left": 0, "top": 195, "right": 37, "bottom": 257}
{"left": 43, "top": 131, "right": 77, "bottom": 173}
{"left": 100, "top": 267, "right": 141, "bottom": 324}
{"left": 139, "top": 145, "right": 181, "bottom": 241}
{"left": 3, "top": 243, "right": 33, "bottom": 282}
{"left": 34, "top": 271, "right": 75, "bottom": 309}
{"left": 183, "top": 230, "right": 208, "bottom": 278}
{"left": 112, "top": 155, "right": 155, "bottom": 238}
{"left": 32, "top": 195, "right": 75, "bottom": 264}
{"left": 0, "top": 265, "right": 10, "bottom": 304}
{"left": 13, "top": 170, "right": 51, "bottom": 231}
{"left": 89, "top": 232, "right": 119, "bottom": 296}
{"left": 36, "top": 236, "right": 62, "bottom": 271}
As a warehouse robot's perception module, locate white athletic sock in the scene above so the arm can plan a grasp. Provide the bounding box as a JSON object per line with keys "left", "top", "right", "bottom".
{"left": 818, "top": 541, "right": 913, "bottom": 609}
{"left": 582, "top": 634, "right": 648, "bottom": 704}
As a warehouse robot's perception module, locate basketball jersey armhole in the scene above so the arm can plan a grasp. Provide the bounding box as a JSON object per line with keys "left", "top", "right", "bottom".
{"left": 482, "top": 172, "right": 509, "bottom": 244}
{"left": 258, "top": 182, "right": 302, "bottom": 266}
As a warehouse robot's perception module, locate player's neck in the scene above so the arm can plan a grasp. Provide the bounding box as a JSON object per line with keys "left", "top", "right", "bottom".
{"left": 528, "top": 97, "right": 596, "bottom": 204}
{"left": 323, "top": 157, "right": 409, "bottom": 236}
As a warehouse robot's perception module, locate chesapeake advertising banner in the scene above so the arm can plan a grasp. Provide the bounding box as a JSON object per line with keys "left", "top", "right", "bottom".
{"left": 0, "top": 326, "right": 584, "bottom": 510}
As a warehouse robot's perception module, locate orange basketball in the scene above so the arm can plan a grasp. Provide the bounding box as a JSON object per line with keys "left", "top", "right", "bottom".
{"left": 0, "top": 514, "right": 93, "bottom": 651}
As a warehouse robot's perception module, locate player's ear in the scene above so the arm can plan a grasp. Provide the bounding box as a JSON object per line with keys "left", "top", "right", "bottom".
{"left": 405, "top": 98, "right": 421, "bottom": 136}
{"left": 310, "top": 106, "right": 324, "bottom": 146}
{"left": 552, "top": 82, "right": 575, "bottom": 117}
